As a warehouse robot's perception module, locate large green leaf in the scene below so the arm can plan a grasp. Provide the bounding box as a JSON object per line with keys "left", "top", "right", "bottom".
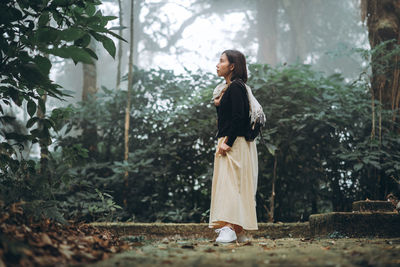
{"left": 48, "top": 46, "right": 93, "bottom": 64}
{"left": 60, "top": 27, "right": 86, "bottom": 41}
{"left": 36, "top": 27, "right": 59, "bottom": 43}
{"left": 107, "top": 30, "right": 127, "bottom": 42}
{"left": 33, "top": 55, "right": 51, "bottom": 76}
{"left": 26, "top": 117, "right": 40, "bottom": 128}
{"left": 38, "top": 12, "right": 50, "bottom": 27}
{"left": 20, "top": 63, "right": 47, "bottom": 85}
{"left": 101, "top": 36, "right": 116, "bottom": 58}
{"left": 85, "top": 3, "right": 96, "bottom": 16}
{"left": 83, "top": 47, "right": 98, "bottom": 60}
{"left": 74, "top": 34, "right": 91, "bottom": 47}
{"left": 27, "top": 100, "right": 36, "bottom": 117}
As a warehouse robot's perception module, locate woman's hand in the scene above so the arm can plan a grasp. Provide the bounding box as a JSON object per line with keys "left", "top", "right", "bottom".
{"left": 214, "top": 87, "right": 227, "bottom": 106}
{"left": 218, "top": 142, "right": 231, "bottom": 156}
{"left": 214, "top": 94, "right": 222, "bottom": 106}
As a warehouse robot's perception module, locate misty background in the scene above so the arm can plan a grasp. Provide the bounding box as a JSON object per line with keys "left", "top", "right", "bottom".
{"left": 54, "top": 0, "right": 369, "bottom": 103}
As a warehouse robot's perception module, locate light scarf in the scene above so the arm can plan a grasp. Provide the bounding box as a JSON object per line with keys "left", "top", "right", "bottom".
{"left": 212, "top": 81, "right": 266, "bottom": 125}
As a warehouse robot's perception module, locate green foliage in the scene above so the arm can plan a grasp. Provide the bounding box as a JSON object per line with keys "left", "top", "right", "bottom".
{"left": 0, "top": 0, "right": 122, "bottom": 171}
{"left": 0, "top": 0, "right": 123, "bottom": 223}
{"left": 53, "top": 67, "right": 219, "bottom": 222}
{"left": 50, "top": 64, "right": 400, "bottom": 222}
{"left": 358, "top": 39, "right": 400, "bottom": 76}
{"left": 250, "top": 63, "right": 400, "bottom": 220}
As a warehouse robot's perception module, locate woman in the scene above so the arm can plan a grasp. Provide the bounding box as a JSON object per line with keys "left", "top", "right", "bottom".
{"left": 208, "top": 50, "right": 262, "bottom": 243}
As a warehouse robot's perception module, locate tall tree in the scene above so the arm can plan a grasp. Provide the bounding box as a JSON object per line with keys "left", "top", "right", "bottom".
{"left": 361, "top": 0, "right": 400, "bottom": 199}
{"left": 116, "top": 0, "right": 124, "bottom": 90}
{"left": 282, "top": 0, "right": 307, "bottom": 63}
{"left": 361, "top": 0, "right": 400, "bottom": 113}
{"left": 82, "top": 40, "right": 98, "bottom": 101}
{"left": 81, "top": 39, "right": 98, "bottom": 156}
{"left": 37, "top": 65, "right": 49, "bottom": 177}
{"left": 123, "top": 0, "right": 135, "bottom": 206}
{"left": 256, "top": 0, "right": 278, "bottom": 65}
{"left": 37, "top": 22, "right": 50, "bottom": 177}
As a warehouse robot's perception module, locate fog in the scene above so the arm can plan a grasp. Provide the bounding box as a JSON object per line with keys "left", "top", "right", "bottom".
{"left": 52, "top": 0, "right": 369, "bottom": 103}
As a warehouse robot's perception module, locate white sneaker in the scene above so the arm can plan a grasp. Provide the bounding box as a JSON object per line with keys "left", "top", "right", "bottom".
{"left": 215, "top": 226, "right": 237, "bottom": 243}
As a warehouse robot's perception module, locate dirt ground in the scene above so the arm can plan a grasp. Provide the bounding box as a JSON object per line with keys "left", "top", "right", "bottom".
{"left": 83, "top": 236, "right": 400, "bottom": 267}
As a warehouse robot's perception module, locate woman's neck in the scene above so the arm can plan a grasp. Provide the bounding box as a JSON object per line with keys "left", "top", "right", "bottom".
{"left": 224, "top": 74, "right": 232, "bottom": 84}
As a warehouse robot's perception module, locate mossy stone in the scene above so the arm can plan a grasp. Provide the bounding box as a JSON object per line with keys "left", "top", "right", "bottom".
{"left": 352, "top": 200, "right": 395, "bottom": 212}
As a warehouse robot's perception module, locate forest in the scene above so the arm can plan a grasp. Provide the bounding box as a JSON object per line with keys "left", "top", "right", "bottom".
{"left": 1, "top": 0, "right": 400, "bottom": 265}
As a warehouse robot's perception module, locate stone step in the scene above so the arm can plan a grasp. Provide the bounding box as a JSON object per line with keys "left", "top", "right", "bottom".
{"left": 352, "top": 200, "right": 395, "bottom": 212}
{"left": 89, "top": 222, "right": 310, "bottom": 240}
{"left": 310, "top": 211, "right": 400, "bottom": 238}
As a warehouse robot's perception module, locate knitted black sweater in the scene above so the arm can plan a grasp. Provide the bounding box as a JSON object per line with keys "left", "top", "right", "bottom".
{"left": 216, "top": 80, "right": 250, "bottom": 147}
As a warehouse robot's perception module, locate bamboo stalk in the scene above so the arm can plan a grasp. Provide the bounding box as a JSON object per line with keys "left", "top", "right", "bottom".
{"left": 269, "top": 153, "right": 277, "bottom": 223}
{"left": 123, "top": 0, "right": 134, "bottom": 206}
{"left": 116, "top": 0, "right": 123, "bottom": 90}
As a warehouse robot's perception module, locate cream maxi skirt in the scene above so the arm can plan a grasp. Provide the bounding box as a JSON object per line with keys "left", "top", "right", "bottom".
{"left": 208, "top": 136, "right": 258, "bottom": 230}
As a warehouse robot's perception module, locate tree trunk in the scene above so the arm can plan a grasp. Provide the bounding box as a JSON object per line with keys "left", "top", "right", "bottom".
{"left": 37, "top": 93, "right": 48, "bottom": 177}
{"left": 120, "top": 0, "right": 141, "bottom": 69}
{"left": 361, "top": 0, "right": 400, "bottom": 198}
{"left": 362, "top": 0, "right": 400, "bottom": 113}
{"left": 38, "top": 31, "right": 50, "bottom": 178}
{"left": 283, "top": 0, "right": 307, "bottom": 63}
{"left": 256, "top": 0, "right": 278, "bottom": 65}
{"left": 82, "top": 40, "right": 97, "bottom": 101}
{"left": 123, "top": 0, "right": 135, "bottom": 206}
{"left": 82, "top": 39, "right": 98, "bottom": 156}
{"left": 133, "top": 0, "right": 142, "bottom": 64}
{"left": 269, "top": 153, "right": 277, "bottom": 222}
{"left": 116, "top": 0, "right": 123, "bottom": 90}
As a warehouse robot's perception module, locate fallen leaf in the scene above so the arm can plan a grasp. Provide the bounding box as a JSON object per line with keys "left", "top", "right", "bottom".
{"left": 21, "top": 248, "right": 34, "bottom": 257}
{"left": 59, "top": 244, "right": 74, "bottom": 260}
{"left": 109, "top": 246, "right": 118, "bottom": 253}
{"left": 10, "top": 202, "right": 23, "bottom": 215}
{"left": 41, "top": 233, "right": 53, "bottom": 246}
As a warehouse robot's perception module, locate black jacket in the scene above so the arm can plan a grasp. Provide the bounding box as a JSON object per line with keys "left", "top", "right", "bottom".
{"left": 216, "top": 80, "right": 250, "bottom": 147}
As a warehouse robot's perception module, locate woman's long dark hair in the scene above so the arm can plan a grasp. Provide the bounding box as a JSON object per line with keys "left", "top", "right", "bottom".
{"left": 222, "top": 49, "right": 248, "bottom": 83}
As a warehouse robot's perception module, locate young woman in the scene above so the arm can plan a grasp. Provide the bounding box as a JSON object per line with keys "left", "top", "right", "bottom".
{"left": 208, "top": 50, "right": 262, "bottom": 243}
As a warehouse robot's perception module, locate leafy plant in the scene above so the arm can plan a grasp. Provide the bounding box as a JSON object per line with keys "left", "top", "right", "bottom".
{"left": 0, "top": 0, "right": 123, "bottom": 223}
{"left": 0, "top": 0, "right": 124, "bottom": 170}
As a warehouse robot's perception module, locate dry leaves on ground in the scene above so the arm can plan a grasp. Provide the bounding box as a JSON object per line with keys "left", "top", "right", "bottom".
{"left": 0, "top": 202, "right": 130, "bottom": 267}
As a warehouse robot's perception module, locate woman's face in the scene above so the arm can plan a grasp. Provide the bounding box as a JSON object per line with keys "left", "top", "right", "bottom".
{"left": 216, "top": 53, "right": 233, "bottom": 78}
